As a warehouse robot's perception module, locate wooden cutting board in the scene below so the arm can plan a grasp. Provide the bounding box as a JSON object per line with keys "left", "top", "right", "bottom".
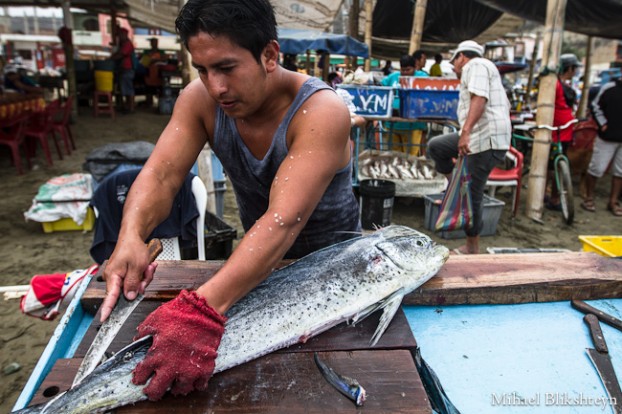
{"left": 81, "top": 252, "right": 622, "bottom": 309}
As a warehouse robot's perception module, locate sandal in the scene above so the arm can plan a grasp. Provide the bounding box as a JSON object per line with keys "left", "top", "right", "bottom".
{"left": 580, "top": 199, "right": 596, "bottom": 212}
{"left": 607, "top": 202, "right": 622, "bottom": 217}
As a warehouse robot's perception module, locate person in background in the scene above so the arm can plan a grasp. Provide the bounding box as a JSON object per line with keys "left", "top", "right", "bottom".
{"left": 111, "top": 28, "right": 136, "bottom": 113}
{"left": 381, "top": 59, "right": 393, "bottom": 76}
{"left": 413, "top": 50, "right": 428, "bottom": 76}
{"left": 381, "top": 54, "right": 420, "bottom": 154}
{"left": 426, "top": 40, "right": 511, "bottom": 254}
{"left": 100, "top": 0, "right": 361, "bottom": 402}
{"left": 430, "top": 54, "right": 443, "bottom": 77}
{"left": 546, "top": 53, "right": 580, "bottom": 210}
{"left": 282, "top": 53, "right": 298, "bottom": 72}
{"left": 3, "top": 63, "right": 43, "bottom": 95}
{"left": 581, "top": 73, "right": 622, "bottom": 216}
{"left": 139, "top": 37, "right": 166, "bottom": 107}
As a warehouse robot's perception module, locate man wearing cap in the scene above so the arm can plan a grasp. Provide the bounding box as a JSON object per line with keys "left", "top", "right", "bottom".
{"left": 546, "top": 54, "right": 579, "bottom": 210}
{"left": 427, "top": 40, "right": 511, "bottom": 254}
{"left": 139, "top": 37, "right": 166, "bottom": 107}
{"left": 111, "top": 28, "right": 136, "bottom": 113}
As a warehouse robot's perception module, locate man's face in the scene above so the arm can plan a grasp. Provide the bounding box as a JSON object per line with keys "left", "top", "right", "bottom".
{"left": 150, "top": 39, "right": 158, "bottom": 49}
{"left": 188, "top": 32, "right": 273, "bottom": 119}
{"left": 417, "top": 54, "right": 426, "bottom": 69}
{"left": 451, "top": 53, "right": 466, "bottom": 77}
{"left": 400, "top": 66, "right": 415, "bottom": 76}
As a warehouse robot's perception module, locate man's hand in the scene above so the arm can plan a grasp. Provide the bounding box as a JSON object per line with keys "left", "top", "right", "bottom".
{"left": 100, "top": 238, "right": 159, "bottom": 322}
{"left": 132, "top": 290, "right": 227, "bottom": 401}
{"left": 458, "top": 130, "right": 471, "bottom": 156}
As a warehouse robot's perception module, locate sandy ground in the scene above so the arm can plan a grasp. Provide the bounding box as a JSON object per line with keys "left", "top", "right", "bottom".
{"left": 0, "top": 103, "right": 619, "bottom": 412}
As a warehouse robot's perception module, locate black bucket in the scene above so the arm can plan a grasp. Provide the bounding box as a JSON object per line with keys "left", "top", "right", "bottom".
{"left": 359, "top": 179, "right": 396, "bottom": 230}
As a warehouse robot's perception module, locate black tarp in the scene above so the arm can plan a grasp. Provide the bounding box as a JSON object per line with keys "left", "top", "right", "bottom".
{"left": 373, "top": 0, "right": 503, "bottom": 44}
{"left": 476, "top": 0, "right": 622, "bottom": 39}
{"left": 372, "top": 0, "right": 622, "bottom": 44}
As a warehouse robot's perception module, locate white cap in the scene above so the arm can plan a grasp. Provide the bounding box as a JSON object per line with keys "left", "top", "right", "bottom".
{"left": 450, "top": 40, "right": 484, "bottom": 63}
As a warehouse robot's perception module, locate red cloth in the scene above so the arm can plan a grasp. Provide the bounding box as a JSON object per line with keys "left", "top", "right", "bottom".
{"left": 553, "top": 80, "right": 575, "bottom": 142}
{"left": 20, "top": 265, "right": 99, "bottom": 320}
{"left": 119, "top": 40, "right": 135, "bottom": 71}
{"left": 133, "top": 290, "right": 227, "bottom": 401}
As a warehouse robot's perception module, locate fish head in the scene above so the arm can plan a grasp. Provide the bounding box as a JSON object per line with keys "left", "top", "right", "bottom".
{"left": 372, "top": 226, "right": 449, "bottom": 287}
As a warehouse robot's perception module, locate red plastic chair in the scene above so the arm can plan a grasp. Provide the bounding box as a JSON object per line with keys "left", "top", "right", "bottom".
{"left": 24, "top": 100, "right": 63, "bottom": 166}
{"left": 51, "top": 96, "right": 75, "bottom": 153}
{"left": 0, "top": 114, "right": 31, "bottom": 174}
{"left": 486, "top": 146, "right": 524, "bottom": 217}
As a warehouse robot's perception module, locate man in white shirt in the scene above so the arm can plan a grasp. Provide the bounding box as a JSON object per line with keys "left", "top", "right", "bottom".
{"left": 427, "top": 40, "right": 511, "bottom": 254}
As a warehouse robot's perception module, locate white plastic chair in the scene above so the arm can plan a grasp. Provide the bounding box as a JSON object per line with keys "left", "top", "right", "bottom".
{"left": 155, "top": 176, "right": 207, "bottom": 260}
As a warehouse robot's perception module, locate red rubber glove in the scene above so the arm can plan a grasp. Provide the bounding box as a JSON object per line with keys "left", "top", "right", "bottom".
{"left": 132, "top": 289, "right": 227, "bottom": 401}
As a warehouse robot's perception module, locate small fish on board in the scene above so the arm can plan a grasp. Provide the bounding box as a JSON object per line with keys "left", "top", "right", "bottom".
{"left": 14, "top": 225, "right": 449, "bottom": 414}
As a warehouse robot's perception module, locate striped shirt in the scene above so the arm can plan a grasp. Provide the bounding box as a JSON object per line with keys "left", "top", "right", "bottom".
{"left": 458, "top": 58, "right": 511, "bottom": 153}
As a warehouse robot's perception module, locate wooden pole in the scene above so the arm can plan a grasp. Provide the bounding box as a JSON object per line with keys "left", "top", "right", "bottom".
{"left": 526, "top": 31, "right": 541, "bottom": 108}
{"left": 409, "top": 0, "right": 428, "bottom": 54}
{"left": 525, "top": 0, "right": 568, "bottom": 222}
{"left": 577, "top": 35, "right": 593, "bottom": 119}
{"left": 179, "top": 0, "right": 196, "bottom": 85}
{"left": 61, "top": 0, "right": 77, "bottom": 117}
{"left": 363, "top": 0, "right": 373, "bottom": 71}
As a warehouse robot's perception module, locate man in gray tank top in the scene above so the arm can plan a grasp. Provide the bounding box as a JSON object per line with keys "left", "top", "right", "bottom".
{"left": 99, "top": 0, "right": 361, "bottom": 401}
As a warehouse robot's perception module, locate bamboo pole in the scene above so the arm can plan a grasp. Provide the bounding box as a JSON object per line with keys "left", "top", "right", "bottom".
{"left": 526, "top": 31, "right": 541, "bottom": 108}
{"left": 363, "top": 0, "right": 373, "bottom": 71}
{"left": 525, "top": 0, "right": 568, "bottom": 222}
{"left": 576, "top": 35, "right": 593, "bottom": 119}
{"left": 61, "top": 0, "right": 77, "bottom": 117}
{"left": 409, "top": 0, "right": 428, "bottom": 54}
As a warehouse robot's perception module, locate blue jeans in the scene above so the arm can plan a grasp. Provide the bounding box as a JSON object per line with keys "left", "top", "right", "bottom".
{"left": 427, "top": 132, "right": 506, "bottom": 237}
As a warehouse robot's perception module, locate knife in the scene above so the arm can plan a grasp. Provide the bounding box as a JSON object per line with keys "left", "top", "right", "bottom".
{"left": 583, "top": 313, "right": 622, "bottom": 413}
{"left": 72, "top": 238, "right": 163, "bottom": 386}
{"left": 573, "top": 300, "right": 622, "bottom": 332}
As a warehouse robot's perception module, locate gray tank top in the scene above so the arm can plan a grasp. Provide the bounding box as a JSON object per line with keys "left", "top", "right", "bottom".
{"left": 212, "top": 77, "right": 361, "bottom": 258}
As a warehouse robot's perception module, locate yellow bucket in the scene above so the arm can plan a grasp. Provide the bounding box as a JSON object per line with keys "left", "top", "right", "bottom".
{"left": 94, "top": 70, "right": 114, "bottom": 92}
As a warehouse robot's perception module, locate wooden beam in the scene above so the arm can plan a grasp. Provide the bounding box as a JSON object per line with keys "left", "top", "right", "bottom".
{"left": 409, "top": 0, "right": 428, "bottom": 55}
{"left": 576, "top": 35, "right": 593, "bottom": 119}
{"left": 363, "top": 0, "right": 373, "bottom": 71}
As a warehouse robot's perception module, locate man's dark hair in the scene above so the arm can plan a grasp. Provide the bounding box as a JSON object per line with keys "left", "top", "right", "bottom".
{"left": 176, "top": 0, "right": 277, "bottom": 62}
{"left": 399, "top": 54, "right": 416, "bottom": 68}
{"left": 413, "top": 50, "right": 426, "bottom": 61}
{"left": 461, "top": 50, "right": 480, "bottom": 60}
{"left": 434, "top": 54, "right": 443, "bottom": 63}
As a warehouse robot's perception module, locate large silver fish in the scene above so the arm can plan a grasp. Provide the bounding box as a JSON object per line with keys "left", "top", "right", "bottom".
{"left": 14, "top": 225, "right": 449, "bottom": 413}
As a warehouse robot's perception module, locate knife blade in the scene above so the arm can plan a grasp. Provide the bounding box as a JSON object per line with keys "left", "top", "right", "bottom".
{"left": 72, "top": 238, "right": 163, "bottom": 386}
{"left": 573, "top": 300, "right": 622, "bottom": 333}
{"left": 583, "top": 313, "right": 622, "bottom": 413}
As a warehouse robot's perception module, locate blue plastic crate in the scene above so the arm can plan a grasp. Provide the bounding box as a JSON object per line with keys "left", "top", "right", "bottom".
{"left": 398, "top": 89, "right": 459, "bottom": 120}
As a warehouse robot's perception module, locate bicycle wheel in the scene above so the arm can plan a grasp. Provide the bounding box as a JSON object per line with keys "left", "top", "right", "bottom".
{"left": 555, "top": 158, "right": 574, "bottom": 225}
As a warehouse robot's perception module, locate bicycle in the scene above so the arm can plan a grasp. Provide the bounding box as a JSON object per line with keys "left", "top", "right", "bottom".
{"left": 511, "top": 118, "right": 579, "bottom": 225}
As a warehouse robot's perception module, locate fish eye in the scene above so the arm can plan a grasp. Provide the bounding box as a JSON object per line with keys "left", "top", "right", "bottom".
{"left": 415, "top": 239, "right": 425, "bottom": 247}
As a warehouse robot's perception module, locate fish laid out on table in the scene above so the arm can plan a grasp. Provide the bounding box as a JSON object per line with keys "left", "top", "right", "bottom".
{"left": 14, "top": 225, "right": 449, "bottom": 414}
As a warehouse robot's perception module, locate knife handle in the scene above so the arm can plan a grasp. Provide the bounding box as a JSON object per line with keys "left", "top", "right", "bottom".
{"left": 584, "top": 314, "right": 609, "bottom": 354}
{"left": 147, "top": 238, "right": 163, "bottom": 262}
{"left": 572, "top": 300, "right": 622, "bottom": 333}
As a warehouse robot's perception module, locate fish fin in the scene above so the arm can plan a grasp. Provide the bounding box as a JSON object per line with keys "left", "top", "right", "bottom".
{"left": 370, "top": 292, "right": 404, "bottom": 346}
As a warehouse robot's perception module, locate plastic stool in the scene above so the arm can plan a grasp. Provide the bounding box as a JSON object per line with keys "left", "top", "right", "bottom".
{"left": 93, "top": 91, "right": 115, "bottom": 118}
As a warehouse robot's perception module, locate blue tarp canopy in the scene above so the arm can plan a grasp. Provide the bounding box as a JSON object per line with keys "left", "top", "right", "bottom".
{"left": 277, "top": 28, "right": 369, "bottom": 58}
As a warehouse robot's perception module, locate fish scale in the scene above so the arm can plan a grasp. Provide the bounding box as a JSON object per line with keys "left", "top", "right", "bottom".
{"left": 13, "top": 225, "right": 449, "bottom": 414}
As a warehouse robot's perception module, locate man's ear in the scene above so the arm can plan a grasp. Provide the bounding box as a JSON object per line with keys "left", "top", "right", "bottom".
{"left": 263, "top": 40, "right": 280, "bottom": 73}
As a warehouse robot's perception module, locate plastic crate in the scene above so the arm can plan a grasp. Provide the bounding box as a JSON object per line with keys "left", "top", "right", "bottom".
{"left": 578, "top": 236, "right": 622, "bottom": 257}
{"left": 180, "top": 212, "right": 237, "bottom": 260}
{"left": 398, "top": 89, "right": 459, "bottom": 120}
{"left": 41, "top": 208, "right": 95, "bottom": 233}
{"left": 214, "top": 180, "right": 226, "bottom": 219}
{"left": 423, "top": 193, "right": 504, "bottom": 239}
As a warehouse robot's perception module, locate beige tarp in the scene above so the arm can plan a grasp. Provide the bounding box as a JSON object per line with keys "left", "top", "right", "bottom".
{"left": 124, "top": 0, "right": 347, "bottom": 34}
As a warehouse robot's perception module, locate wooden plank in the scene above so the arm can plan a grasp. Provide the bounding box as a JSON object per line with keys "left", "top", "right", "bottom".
{"left": 28, "top": 351, "right": 432, "bottom": 413}
{"left": 83, "top": 252, "right": 622, "bottom": 310}
{"left": 405, "top": 252, "right": 622, "bottom": 305}
{"left": 74, "top": 305, "right": 416, "bottom": 358}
